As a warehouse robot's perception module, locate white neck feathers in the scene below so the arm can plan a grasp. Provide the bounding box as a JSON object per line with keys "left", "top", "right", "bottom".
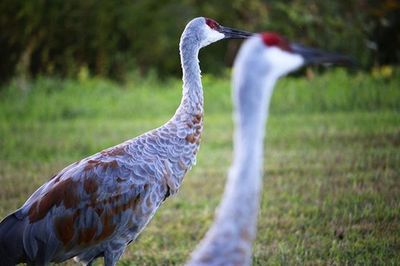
{"left": 177, "top": 27, "right": 203, "bottom": 115}
{"left": 187, "top": 36, "right": 278, "bottom": 265}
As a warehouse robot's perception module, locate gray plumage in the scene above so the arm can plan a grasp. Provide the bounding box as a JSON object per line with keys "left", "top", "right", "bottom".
{"left": 186, "top": 32, "right": 279, "bottom": 266}
{"left": 0, "top": 17, "right": 251, "bottom": 266}
{"left": 187, "top": 32, "right": 351, "bottom": 265}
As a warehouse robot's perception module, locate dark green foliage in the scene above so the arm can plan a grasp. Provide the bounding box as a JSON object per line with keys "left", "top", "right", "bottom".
{"left": 0, "top": 1, "right": 399, "bottom": 83}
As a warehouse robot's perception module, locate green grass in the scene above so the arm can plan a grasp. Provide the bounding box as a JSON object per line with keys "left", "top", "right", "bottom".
{"left": 0, "top": 70, "right": 399, "bottom": 265}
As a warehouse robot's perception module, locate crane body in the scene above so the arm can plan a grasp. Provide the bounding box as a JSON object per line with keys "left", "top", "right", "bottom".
{"left": 0, "top": 17, "right": 251, "bottom": 266}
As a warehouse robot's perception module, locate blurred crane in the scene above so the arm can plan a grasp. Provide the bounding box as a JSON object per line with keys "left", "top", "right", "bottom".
{"left": 186, "top": 32, "right": 352, "bottom": 265}
{"left": 0, "top": 17, "right": 251, "bottom": 266}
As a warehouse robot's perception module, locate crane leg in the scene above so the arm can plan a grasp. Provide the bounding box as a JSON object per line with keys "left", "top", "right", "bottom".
{"left": 104, "top": 246, "right": 126, "bottom": 266}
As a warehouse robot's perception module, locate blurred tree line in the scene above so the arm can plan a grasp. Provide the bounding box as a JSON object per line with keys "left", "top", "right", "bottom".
{"left": 0, "top": 0, "right": 399, "bottom": 84}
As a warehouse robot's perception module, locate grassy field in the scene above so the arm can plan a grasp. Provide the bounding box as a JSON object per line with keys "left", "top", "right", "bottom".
{"left": 0, "top": 70, "right": 399, "bottom": 265}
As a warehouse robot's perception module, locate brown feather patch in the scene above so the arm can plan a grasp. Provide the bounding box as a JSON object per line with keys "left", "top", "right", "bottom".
{"left": 53, "top": 209, "right": 80, "bottom": 246}
{"left": 78, "top": 225, "right": 98, "bottom": 244}
{"left": 96, "top": 211, "right": 116, "bottom": 241}
{"left": 28, "top": 179, "right": 80, "bottom": 223}
{"left": 83, "top": 178, "right": 99, "bottom": 194}
{"left": 101, "top": 146, "right": 126, "bottom": 156}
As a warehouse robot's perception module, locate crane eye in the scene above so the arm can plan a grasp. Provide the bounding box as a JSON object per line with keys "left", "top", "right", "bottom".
{"left": 205, "top": 18, "right": 220, "bottom": 30}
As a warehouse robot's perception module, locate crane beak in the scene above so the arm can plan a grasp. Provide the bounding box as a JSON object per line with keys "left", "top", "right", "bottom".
{"left": 219, "top": 26, "right": 253, "bottom": 39}
{"left": 290, "top": 43, "right": 355, "bottom": 66}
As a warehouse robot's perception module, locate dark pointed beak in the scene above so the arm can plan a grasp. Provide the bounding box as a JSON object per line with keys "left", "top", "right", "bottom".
{"left": 290, "top": 43, "right": 355, "bottom": 66}
{"left": 219, "top": 26, "right": 253, "bottom": 39}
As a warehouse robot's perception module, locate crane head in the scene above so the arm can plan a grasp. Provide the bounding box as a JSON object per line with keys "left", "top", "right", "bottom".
{"left": 257, "top": 32, "right": 354, "bottom": 77}
{"left": 205, "top": 18, "right": 253, "bottom": 40}
{"left": 182, "top": 17, "right": 252, "bottom": 48}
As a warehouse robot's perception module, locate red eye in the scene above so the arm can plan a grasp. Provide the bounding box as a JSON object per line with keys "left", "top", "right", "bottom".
{"left": 205, "top": 18, "right": 220, "bottom": 30}
{"left": 261, "top": 32, "right": 291, "bottom": 51}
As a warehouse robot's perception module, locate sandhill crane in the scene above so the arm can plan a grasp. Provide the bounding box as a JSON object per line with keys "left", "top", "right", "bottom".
{"left": 0, "top": 17, "right": 251, "bottom": 266}
{"left": 186, "top": 32, "right": 352, "bottom": 265}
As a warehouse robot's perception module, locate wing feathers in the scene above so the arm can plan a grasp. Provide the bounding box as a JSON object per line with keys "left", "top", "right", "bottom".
{"left": 12, "top": 130, "right": 183, "bottom": 262}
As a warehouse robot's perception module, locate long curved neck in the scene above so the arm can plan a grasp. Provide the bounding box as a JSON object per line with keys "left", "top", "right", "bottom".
{"left": 232, "top": 76, "right": 275, "bottom": 174}
{"left": 176, "top": 31, "right": 203, "bottom": 116}
{"left": 187, "top": 66, "right": 277, "bottom": 265}
{"left": 217, "top": 74, "right": 275, "bottom": 252}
